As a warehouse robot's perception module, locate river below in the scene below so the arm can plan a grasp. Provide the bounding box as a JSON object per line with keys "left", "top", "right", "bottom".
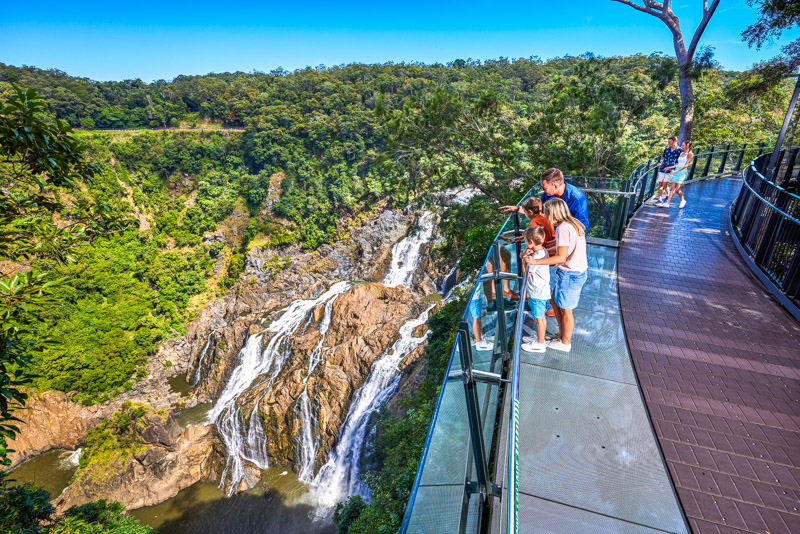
{"left": 6, "top": 448, "right": 79, "bottom": 498}
{"left": 130, "top": 468, "right": 335, "bottom": 534}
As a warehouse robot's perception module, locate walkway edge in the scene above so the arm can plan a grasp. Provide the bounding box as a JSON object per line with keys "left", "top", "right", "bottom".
{"left": 727, "top": 203, "right": 800, "bottom": 323}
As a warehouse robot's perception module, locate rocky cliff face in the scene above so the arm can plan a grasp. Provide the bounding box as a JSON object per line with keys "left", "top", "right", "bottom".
{"left": 56, "top": 412, "right": 216, "bottom": 511}
{"left": 11, "top": 208, "right": 449, "bottom": 508}
{"left": 235, "top": 282, "right": 427, "bottom": 474}
{"left": 6, "top": 391, "right": 102, "bottom": 467}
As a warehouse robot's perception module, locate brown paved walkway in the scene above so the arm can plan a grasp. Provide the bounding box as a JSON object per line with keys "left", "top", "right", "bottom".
{"left": 618, "top": 177, "right": 800, "bottom": 534}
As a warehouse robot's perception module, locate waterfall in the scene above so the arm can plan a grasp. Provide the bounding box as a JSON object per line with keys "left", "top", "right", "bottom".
{"left": 382, "top": 212, "right": 436, "bottom": 289}
{"left": 192, "top": 333, "right": 214, "bottom": 385}
{"left": 295, "top": 291, "right": 343, "bottom": 482}
{"left": 310, "top": 304, "right": 434, "bottom": 512}
{"left": 208, "top": 281, "right": 352, "bottom": 493}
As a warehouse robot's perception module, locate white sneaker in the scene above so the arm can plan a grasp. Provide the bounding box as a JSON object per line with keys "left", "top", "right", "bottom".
{"left": 679, "top": 199, "right": 686, "bottom": 208}
{"left": 657, "top": 202, "right": 670, "bottom": 208}
{"left": 522, "top": 335, "right": 538, "bottom": 343}
{"left": 545, "top": 333, "right": 560, "bottom": 341}
{"left": 475, "top": 339, "right": 493, "bottom": 351}
{"left": 547, "top": 340, "right": 572, "bottom": 352}
{"left": 522, "top": 341, "right": 546, "bottom": 353}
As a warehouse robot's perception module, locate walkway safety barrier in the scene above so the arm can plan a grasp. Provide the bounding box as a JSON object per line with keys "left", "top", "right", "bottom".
{"left": 731, "top": 152, "right": 800, "bottom": 321}
{"left": 401, "top": 144, "right": 770, "bottom": 533}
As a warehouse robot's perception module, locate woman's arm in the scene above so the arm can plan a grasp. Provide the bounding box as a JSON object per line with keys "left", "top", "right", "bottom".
{"left": 526, "top": 245, "right": 568, "bottom": 266}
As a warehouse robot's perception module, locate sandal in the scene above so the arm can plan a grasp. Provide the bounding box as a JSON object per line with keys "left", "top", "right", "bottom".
{"left": 502, "top": 290, "right": 520, "bottom": 301}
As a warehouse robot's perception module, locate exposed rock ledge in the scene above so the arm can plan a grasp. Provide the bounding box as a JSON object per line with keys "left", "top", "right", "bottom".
{"left": 55, "top": 412, "right": 216, "bottom": 511}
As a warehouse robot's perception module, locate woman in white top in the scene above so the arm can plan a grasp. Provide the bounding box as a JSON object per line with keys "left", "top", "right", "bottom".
{"left": 658, "top": 140, "right": 693, "bottom": 208}
{"left": 525, "top": 198, "right": 588, "bottom": 352}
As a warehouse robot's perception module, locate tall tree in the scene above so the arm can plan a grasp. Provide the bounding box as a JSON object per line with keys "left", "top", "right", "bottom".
{"left": 611, "top": 0, "right": 721, "bottom": 142}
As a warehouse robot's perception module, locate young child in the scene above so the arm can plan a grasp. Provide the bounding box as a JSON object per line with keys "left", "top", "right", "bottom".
{"left": 521, "top": 226, "right": 550, "bottom": 353}
{"left": 521, "top": 197, "right": 555, "bottom": 247}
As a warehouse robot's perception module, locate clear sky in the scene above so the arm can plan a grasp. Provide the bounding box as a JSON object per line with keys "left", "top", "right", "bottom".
{"left": 1, "top": 1, "right": 797, "bottom": 82}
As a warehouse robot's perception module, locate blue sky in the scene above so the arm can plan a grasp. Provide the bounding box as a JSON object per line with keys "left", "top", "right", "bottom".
{"left": 1, "top": 1, "right": 797, "bottom": 81}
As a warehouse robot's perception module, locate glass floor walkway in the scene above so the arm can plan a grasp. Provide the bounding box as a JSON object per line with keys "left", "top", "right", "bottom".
{"left": 495, "top": 245, "right": 689, "bottom": 533}
{"left": 403, "top": 244, "right": 691, "bottom": 533}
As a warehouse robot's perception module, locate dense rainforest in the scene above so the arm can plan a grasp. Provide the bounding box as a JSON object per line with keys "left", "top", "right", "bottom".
{"left": 0, "top": 55, "right": 792, "bottom": 533}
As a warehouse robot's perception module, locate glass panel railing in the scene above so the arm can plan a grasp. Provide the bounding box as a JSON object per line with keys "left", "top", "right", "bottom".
{"left": 402, "top": 193, "right": 532, "bottom": 533}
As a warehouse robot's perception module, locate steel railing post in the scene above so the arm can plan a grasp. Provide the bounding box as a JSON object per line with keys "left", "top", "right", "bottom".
{"left": 490, "top": 244, "right": 509, "bottom": 359}
{"left": 734, "top": 144, "right": 748, "bottom": 173}
{"left": 702, "top": 146, "right": 715, "bottom": 178}
{"left": 718, "top": 144, "right": 731, "bottom": 175}
{"left": 456, "top": 325, "right": 500, "bottom": 528}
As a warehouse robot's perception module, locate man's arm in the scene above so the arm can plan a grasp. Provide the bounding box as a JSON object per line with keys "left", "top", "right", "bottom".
{"left": 576, "top": 192, "right": 590, "bottom": 231}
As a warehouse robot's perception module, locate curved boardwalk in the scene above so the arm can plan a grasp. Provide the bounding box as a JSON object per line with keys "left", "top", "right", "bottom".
{"left": 619, "top": 177, "right": 800, "bottom": 534}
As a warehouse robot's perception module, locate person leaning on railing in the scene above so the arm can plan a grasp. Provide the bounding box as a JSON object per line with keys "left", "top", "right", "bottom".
{"left": 500, "top": 167, "right": 590, "bottom": 241}
{"left": 524, "top": 198, "right": 588, "bottom": 353}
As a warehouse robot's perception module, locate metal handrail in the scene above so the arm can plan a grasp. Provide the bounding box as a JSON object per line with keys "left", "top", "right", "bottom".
{"left": 506, "top": 265, "right": 529, "bottom": 534}
{"left": 731, "top": 153, "right": 800, "bottom": 321}
{"left": 741, "top": 165, "right": 800, "bottom": 224}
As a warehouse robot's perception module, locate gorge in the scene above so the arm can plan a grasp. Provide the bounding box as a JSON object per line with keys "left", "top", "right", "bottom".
{"left": 8, "top": 207, "right": 446, "bottom": 532}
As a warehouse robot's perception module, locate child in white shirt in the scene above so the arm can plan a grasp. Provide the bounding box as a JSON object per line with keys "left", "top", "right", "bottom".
{"left": 521, "top": 226, "right": 550, "bottom": 353}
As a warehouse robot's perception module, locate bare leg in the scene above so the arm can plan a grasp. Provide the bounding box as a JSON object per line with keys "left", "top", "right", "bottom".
{"left": 667, "top": 183, "right": 683, "bottom": 204}
{"left": 472, "top": 317, "right": 483, "bottom": 342}
{"left": 535, "top": 315, "right": 547, "bottom": 344}
{"left": 550, "top": 297, "right": 564, "bottom": 338}
{"left": 560, "top": 309, "right": 575, "bottom": 345}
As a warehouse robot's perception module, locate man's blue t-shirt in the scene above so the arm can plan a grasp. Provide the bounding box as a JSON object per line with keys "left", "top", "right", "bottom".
{"left": 662, "top": 145, "right": 682, "bottom": 169}
{"left": 542, "top": 182, "right": 590, "bottom": 231}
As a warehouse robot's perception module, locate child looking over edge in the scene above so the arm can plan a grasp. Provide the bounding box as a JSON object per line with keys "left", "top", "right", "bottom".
{"left": 521, "top": 225, "right": 549, "bottom": 353}
{"left": 499, "top": 197, "right": 556, "bottom": 249}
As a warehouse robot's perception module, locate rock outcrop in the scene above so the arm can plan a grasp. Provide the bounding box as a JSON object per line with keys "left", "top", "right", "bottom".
{"left": 56, "top": 412, "right": 216, "bottom": 511}
{"left": 6, "top": 391, "right": 103, "bottom": 467}
{"left": 234, "top": 282, "right": 427, "bottom": 473}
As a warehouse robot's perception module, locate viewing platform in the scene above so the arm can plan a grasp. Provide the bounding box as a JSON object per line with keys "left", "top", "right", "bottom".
{"left": 619, "top": 177, "right": 800, "bottom": 534}
{"left": 401, "top": 146, "right": 800, "bottom": 534}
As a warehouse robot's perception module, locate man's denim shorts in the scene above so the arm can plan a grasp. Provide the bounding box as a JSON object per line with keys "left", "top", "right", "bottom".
{"left": 528, "top": 298, "right": 548, "bottom": 319}
{"left": 469, "top": 297, "right": 486, "bottom": 320}
{"left": 554, "top": 269, "right": 588, "bottom": 310}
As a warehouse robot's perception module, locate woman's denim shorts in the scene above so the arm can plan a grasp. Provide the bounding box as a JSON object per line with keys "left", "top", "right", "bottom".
{"left": 554, "top": 269, "right": 588, "bottom": 310}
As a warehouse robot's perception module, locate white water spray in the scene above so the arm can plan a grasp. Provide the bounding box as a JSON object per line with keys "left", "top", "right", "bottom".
{"left": 208, "top": 281, "right": 352, "bottom": 493}
{"left": 382, "top": 212, "right": 436, "bottom": 288}
{"left": 295, "top": 291, "right": 343, "bottom": 482}
{"left": 310, "top": 305, "right": 434, "bottom": 512}
{"left": 192, "top": 334, "right": 214, "bottom": 385}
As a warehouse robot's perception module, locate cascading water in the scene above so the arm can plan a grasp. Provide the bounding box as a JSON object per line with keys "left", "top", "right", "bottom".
{"left": 192, "top": 333, "right": 214, "bottom": 385}
{"left": 295, "top": 291, "right": 342, "bottom": 482}
{"left": 308, "top": 212, "right": 439, "bottom": 513}
{"left": 382, "top": 212, "right": 436, "bottom": 289}
{"left": 310, "top": 304, "right": 434, "bottom": 512}
{"left": 208, "top": 281, "right": 352, "bottom": 493}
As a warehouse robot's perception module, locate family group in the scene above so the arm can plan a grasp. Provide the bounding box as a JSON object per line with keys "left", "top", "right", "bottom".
{"left": 470, "top": 168, "right": 590, "bottom": 355}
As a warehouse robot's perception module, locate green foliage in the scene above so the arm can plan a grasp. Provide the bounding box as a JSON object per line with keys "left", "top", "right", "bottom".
{"left": 0, "top": 473, "right": 152, "bottom": 534}
{"left": 78, "top": 403, "right": 151, "bottom": 473}
{"left": 0, "top": 86, "right": 131, "bottom": 465}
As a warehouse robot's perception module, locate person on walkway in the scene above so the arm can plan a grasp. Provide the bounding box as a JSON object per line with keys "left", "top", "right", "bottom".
{"left": 655, "top": 136, "right": 682, "bottom": 203}
{"left": 657, "top": 141, "right": 693, "bottom": 209}
{"left": 525, "top": 198, "right": 588, "bottom": 352}
{"left": 521, "top": 226, "right": 550, "bottom": 354}
{"left": 500, "top": 168, "right": 590, "bottom": 232}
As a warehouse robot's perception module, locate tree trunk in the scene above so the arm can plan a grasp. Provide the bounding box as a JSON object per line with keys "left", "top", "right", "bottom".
{"left": 677, "top": 62, "right": 695, "bottom": 143}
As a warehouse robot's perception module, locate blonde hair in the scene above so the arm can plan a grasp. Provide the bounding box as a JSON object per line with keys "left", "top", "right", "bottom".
{"left": 544, "top": 198, "right": 585, "bottom": 237}
{"left": 524, "top": 225, "right": 545, "bottom": 246}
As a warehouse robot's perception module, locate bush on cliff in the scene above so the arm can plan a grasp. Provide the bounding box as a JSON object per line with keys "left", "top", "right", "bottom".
{"left": 0, "top": 473, "right": 153, "bottom": 534}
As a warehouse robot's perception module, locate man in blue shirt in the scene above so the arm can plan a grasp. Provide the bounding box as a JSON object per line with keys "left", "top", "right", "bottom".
{"left": 655, "top": 136, "right": 682, "bottom": 202}
{"left": 500, "top": 168, "right": 590, "bottom": 234}
{"left": 539, "top": 168, "right": 590, "bottom": 232}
